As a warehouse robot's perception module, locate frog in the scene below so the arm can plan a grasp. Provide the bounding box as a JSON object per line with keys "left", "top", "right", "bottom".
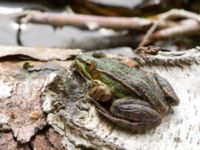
{"left": 75, "top": 52, "right": 179, "bottom": 132}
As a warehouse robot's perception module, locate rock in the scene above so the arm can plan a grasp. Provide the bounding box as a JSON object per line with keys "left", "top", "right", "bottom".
{"left": 0, "top": 132, "right": 30, "bottom": 150}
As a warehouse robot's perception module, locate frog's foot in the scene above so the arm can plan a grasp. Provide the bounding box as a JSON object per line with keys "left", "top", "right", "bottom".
{"left": 110, "top": 98, "right": 162, "bottom": 126}
{"left": 88, "top": 80, "right": 113, "bottom": 102}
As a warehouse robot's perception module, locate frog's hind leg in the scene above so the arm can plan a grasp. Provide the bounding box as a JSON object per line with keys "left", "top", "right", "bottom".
{"left": 154, "top": 73, "right": 179, "bottom": 106}
{"left": 110, "top": 98, "right": 162, "bottom": 128}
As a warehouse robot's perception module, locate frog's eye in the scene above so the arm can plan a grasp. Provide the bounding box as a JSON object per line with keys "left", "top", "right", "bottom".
{"left": 92, "top": 52, "right": 106, "bottom": 58}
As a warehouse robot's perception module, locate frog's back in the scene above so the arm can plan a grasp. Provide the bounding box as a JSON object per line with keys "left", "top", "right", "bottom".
{"left": 96, "top": 58, "right": 167, "bottom": 110}
{"left": 96, "top": 58, "right": 155, "bottom": 89}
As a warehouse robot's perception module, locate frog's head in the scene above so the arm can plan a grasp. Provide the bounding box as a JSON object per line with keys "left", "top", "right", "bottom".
{"left": 75, "top": 52, "right": 106, "bottom": 80}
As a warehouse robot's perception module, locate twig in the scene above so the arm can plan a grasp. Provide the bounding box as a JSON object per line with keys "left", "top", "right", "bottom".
{"left": 139, "top": 9, "right": 200, "bottom": 47}
{"left": 2, "top": 9, "right": 200, "bottom": 49}
{"left": 0, "top": 12, "right": 25, "bottom": 21}
{"left": 138, "top": 20, "right": 161, "bottom": 47}
{"left": 153, "top": 19, "right": 200, "bottom": 39}
{"left": 21, "top": 11, "right": 153, "bottom": 31}
{"left": 159, "top": 9, "right": 200, "bottom": 22}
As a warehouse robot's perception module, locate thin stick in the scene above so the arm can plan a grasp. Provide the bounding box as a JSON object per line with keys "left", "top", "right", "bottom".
{"left": 138, "top": 9, "right": 200, "bottom": 47}
{"left": 153, "top": 19, "right": 200, "bottom": 39}
{"left": 22, "top": 11, "right": 153, "bottom": 31}
{"left": 138, "top": 20, "right": 161, "bottom": 47}
{"left": 159, "top": 9, "right": 200, "bottom": 22}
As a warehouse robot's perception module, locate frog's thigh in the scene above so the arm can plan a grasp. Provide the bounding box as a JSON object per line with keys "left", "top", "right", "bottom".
{"left": 110, "top": 98, "right": 161, "bottom": 123}
{"left": 154, "top": 73, "right": 179, "bottom": 106}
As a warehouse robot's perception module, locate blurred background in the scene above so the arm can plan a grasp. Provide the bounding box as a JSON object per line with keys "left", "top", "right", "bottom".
{"left": 0, "top": 0, "right": 200, "bottom": 54}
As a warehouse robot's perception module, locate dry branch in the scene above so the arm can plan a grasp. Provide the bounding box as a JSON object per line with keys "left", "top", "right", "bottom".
{"left": 41, "top": 47, "right": 200, "bottom": 150}
{"left": 2, "top": 9, "right": 200, "bottom": 49}
{"left": 158, "top": 9, "right": 200, "bottom": 22}
{"left": 18, "top": 9, "right": 200, "bottom": 49}
{"left": 139, "top": 9, "right": 200, "bottom": 47}
{"left": 153, "top": 19, "right": 200, "bottom": 39}
{"left": 21, "top": 11, "right": 153, "bottom": 30}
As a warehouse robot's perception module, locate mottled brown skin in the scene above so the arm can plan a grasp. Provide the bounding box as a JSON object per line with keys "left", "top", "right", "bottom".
{"left": 75, "top": 52, "right": 179, "bottom": 132}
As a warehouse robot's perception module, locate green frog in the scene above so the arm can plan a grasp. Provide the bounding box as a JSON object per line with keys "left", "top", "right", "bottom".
{"left": 75, "top": 52, "right": 179, "bottom": 132}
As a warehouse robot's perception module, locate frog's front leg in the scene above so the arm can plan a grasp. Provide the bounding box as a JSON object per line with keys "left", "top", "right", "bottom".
{"left": 110, "top": 98, "right": 162, "bottom": 127}
{"left": 88, "top": 80, "right": 113, "bottom": 102}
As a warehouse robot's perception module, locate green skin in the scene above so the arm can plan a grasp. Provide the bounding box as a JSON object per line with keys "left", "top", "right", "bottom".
{"left": 75, "top": 53, "right": 179, "bottom": 131}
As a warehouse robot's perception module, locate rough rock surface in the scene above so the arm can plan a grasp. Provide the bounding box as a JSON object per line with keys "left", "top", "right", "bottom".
{"left": 0, "top": 75, "right": 48, "bottom": 143}
{"left": 31, "top": 128, "right": 64, "bottom": 150}
{"left": 1, "top": 47, "right": 200, "bottom": 150}
{"left": 0, "top": 68, "right": 65, "bottom": 149}
{"left": 0, "top": 132, "right": 30, "bottom": 150}
{"left": 43, "top": 48, "right": 200, "bottom": 150}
